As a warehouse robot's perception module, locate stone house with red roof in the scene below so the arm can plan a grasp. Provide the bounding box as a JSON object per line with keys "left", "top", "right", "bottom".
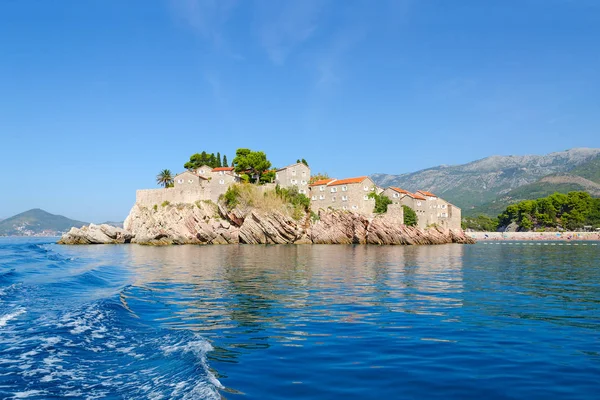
{"left": 208, "top": 167, "right": 240, "bottom": 202}
{"left": 310, "top": 176, "right": 378, "bottom": 215}
{"left": 275, "top": 163, "right": 311, "bottom": 194}
{"left": 382, "top": 187, "right": 461, "bottom": 229}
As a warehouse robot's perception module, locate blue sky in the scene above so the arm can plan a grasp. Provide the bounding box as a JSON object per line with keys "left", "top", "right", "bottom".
{"left": 1, "top": 0, "right": 599, "bottom": 222}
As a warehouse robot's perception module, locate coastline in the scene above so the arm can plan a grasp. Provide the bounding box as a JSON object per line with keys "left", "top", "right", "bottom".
{"left": 468, "top": 231, "right": 600, "bottom": 241}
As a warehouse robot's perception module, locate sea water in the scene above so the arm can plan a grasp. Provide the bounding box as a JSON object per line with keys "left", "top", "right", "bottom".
{"left": 1, "top": 238, "right": 599, "bottom": 399}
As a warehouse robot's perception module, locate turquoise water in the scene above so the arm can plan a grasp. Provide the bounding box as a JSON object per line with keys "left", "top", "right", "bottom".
{"left": 1, "top": 238, "right": 599, "bottom": 399}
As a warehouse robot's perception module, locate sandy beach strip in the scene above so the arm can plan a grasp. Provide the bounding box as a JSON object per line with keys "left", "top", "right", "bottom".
{"left": 468, "top": 232, "right": 600, "bottom": 241}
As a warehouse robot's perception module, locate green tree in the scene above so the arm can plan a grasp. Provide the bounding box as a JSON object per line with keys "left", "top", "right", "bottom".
{"left": 232, "top": 148, "right": 272, "bottom": 183}
{"left": 216, "top": 152, "right": 222, "bottom": 167}
{"left": 184, "top": 151, "right": 223, "bottom": 170}
{"left": 309, "top": 172, "right": 330, "bottom": 183}
{"left": 301, "top": 158, "right": 308, "bottom": 166}
{"left": 260, "top": 170, "right": 276, "bottom": 184}
{"left": 368, "top": 192, "right": 392, "bottom": 214}
{"left": 156, "top": 169, "right": 174, "bottom": 188}
{"left": 223, "top": 155, "right": 228, "bottom": 167}
{"left": 402, "top": 205, "right": 418, "bottom": 226}
{"left": 520, "top": 215, "right": 533, "bottom": 231}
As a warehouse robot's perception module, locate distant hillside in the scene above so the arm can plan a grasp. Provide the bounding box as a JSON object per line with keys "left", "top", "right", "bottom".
{"left": 468, "top": 156, "right": 600, "bottom": 217}
{"left": 371, "top": 148, "right": 600, "bottom": 215}
{"left": 0, "top": 209, "right": 88, "bottom": 236}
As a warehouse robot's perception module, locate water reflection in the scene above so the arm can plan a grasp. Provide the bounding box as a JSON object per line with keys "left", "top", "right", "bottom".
{"left": 120, "top": 245, "right": 466, "bottom": 362}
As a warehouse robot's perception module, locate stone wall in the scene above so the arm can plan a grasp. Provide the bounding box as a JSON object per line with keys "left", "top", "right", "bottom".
{"left": 136, "top": 187, "right": 211, "bottom": 207}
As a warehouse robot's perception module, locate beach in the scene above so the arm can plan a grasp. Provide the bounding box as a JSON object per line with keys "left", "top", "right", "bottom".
{"left": 468, "top": 231, "right": 600, "bottom": 241}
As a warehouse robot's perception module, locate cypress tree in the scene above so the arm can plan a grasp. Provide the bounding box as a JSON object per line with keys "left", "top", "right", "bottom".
{"left": 217, "top": 152, "right": 222, "bottom": 167}
{"left": 223, "top": 155, "right": 228, "bottom": 167}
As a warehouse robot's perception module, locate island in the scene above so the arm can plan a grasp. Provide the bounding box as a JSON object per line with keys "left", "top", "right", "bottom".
{"left": 59, "top": 149, "right": 474, "bottom": 246}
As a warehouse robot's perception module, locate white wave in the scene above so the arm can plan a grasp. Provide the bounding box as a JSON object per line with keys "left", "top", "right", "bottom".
{"left": 0, "top": 308, "right": 25, "bottom": 328}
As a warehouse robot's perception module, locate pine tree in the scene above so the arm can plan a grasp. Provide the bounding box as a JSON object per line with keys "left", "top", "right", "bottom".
{"left": 223, "top": 155, "right": 228, "bottom": 167}
{"left": 216, "top": 152, "right": 222, "bottom": 167}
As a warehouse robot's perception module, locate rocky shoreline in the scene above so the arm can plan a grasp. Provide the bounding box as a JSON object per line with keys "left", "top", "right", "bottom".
{"left": 58, "top": 201, "right": 475, "bottom": 246}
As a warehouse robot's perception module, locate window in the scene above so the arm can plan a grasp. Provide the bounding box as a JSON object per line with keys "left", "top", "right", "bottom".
{"left": 292, "top": 170, "right": 296, "bottom": 176}
{"left": 219, "top": 179, "right": 225, "bottom": 184}
{"left": 302, "top": 171, "right": 306, "bottom": 176}
{"left": 352, "top": 205, "right": 358, "bottom": 210}
{"left": 363, "top": 195, "right": 369, "bottom": 200}
{"left": 364, "top": 186, "right": 369, "bottom": 191}
{"left": 371, "top": 187, "right": 375, "bottom": 191}
{"left": 393, "top": 193, "right": 399, "bottom": 198}
{"left": 342, "top": 185, "right": 347, "bottom": 191}
{"left": 299, "top": 189, "right": 306, "bottom": 194}
{"left": 331, "top": 187, "right": 337, "bottom": 193}
{"left": 301, "top": 180, "right": 307, "bottom": 185}
{"left": 291, "top": 179, "right": 298, "bottom": 184}
{"left": 320, "top": 186, "right": 325, "bottom": 192}
{"left": 442, "top": 204, "right": 446, "bottom": 209}
{"left": 312, "top": 195, "right": 317, "bottom": 200}
{"left": 342, "top": 206, "right": 348, "bottom": 210}
{"left": 188, "top": 179, "right": 194, "bottom": 183}
{"left": 178, "top": 179, "right": 183, "bottom": 184}
{"left": 319, "top": 195, "right": 325, "bottom": 200}
{"left": 332, "top": 196, "right": 336, "bottom": 202}
{"left": 417, "top": 201, "right": 422, "bottom": 206}
{"left": 342, "top": 195, "right": 348, "bottom": 201}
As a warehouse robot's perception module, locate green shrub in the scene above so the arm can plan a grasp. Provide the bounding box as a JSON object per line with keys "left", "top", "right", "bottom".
{"left": 153, "top": 204, "right": 158, "bottom": 211}
{"left": 221, "top": 185, "right": 241, "bottom": 209}
{"left": 402, "top": 205, "right": 418, "bottom": 227}
{"left": 161, "top": 201, "right": 170, "bottom": 207}
{"left": 368, "top": 192, "right": 392, "bottom": 214}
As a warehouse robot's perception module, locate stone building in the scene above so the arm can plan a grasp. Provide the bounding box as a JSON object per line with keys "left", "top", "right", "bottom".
{"left": 195, "top": 165, "right": 213, "bottom": 177}
{"left": 275, "top": 163, "right": 311, "bottom": 194}
{"left": 173, "top": 170, "right": 208, "bottom": 189}
{"left": 382, "top": 187, "right": 461, "bottom": 230}
{"left": 310, "top": 176, "right": 378, "bottom": 215}
{"left": 208, "top": 167, "right": 240, "bottom": 202}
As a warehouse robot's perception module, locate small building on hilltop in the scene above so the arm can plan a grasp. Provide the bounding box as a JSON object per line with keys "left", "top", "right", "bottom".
{"left": 310, "top": 176, "right": 378, "bottom": 215}
{"left": 275, "top": 163, "right": 311, "bottom": 194}
{"left": 174, "top": 170, "right": 208, "bottom": 189}
{"left": 195, "top": 165, "right": 214, "bottom": 178}
{"left": 209, "top": 167, "right": 240, "bottom": 202}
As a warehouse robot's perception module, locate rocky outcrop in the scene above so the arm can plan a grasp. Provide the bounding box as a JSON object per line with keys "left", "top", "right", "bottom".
{"left": 59, "top": 202, "right": 475, "bottom": 245}
{"left": 58, "top": 223, "right": 133, "bottom": 244}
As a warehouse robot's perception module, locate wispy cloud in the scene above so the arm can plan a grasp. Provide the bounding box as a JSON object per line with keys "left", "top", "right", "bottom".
{"left": 169, "top": 0, "right": 243, "bottom": 59}
{"left": 255, "top": 0, "right": 325, "bottom": 65}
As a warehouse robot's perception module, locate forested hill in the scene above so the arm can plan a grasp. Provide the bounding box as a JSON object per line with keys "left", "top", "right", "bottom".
{"left": 0, "top": 209, "right": 88, "bottom": 236}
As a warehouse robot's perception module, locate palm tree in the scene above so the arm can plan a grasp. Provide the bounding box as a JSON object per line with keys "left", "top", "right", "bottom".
{"left": 156, "top": 169, "right": 174, "bottom": 188}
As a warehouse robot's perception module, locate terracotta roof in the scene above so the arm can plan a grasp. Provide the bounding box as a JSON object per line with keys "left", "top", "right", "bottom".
{"left": 212, "top": 167, "right": 234, "bottom": 172}
{"left": 309, "top": 178, "right": 336, "bottom": 187}
{"left": 390, "top": 187, "right": 411, "bottom": 195}
{"left": 328, "top": 176, "right": 369, "bottom": 186}
{"left": 417, "top": 190, "right": 437, "bottom": 197}
{"left": 409, "top": 193, "right": 426, "bottom": 200}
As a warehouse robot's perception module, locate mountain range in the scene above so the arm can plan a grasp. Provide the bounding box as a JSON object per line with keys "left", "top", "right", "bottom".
{"left": 371, "top": 148, "right": 600, "bottom": 217}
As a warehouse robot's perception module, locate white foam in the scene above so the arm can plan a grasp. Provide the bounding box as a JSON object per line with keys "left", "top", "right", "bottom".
{"left": 12, "top": 390, "right": 48, "bottom": 398}
{"left": 0, "top": 308, "right": 25, "bottom": 328}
